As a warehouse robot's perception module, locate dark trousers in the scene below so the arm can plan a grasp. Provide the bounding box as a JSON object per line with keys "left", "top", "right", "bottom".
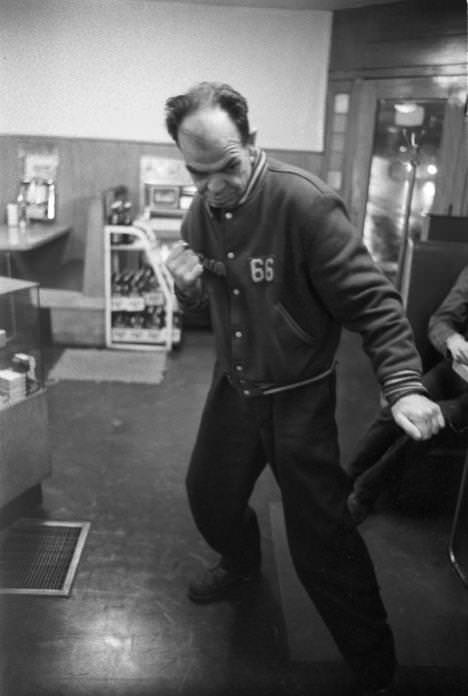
{"left": 186, "top": 368, "right": 396, "bottom": 690}
{"left": 348, "top": 359, "right": 468, "bottom": 507}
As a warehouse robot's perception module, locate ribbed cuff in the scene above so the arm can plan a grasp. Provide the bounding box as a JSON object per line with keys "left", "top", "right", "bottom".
{"left": 382, "top": 370, "right": 428, "bottom": 406}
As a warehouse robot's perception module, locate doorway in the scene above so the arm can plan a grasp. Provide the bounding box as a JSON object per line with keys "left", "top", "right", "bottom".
{"left": 363, "top": 98, "right": 445, "bottom": 280}
{"left": 347, "top": 77, "right": 467, "bottom": 284}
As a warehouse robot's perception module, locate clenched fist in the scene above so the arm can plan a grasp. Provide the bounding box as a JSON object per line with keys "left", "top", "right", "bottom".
{"left": 165, "top": 242, "right": 204, "bottom": 293}
{"left": 391, "top": 393, "right": 445, "bottom": 441}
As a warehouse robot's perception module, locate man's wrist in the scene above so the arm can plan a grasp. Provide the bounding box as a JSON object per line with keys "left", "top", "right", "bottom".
{"left": 175, "top": 278, "right": 202, "bottom": 297}
{"left": 174, "top": 278, "right": 206, "bottom": 310}
{"left": 381, "top": 370, "right": 427, "bottom": 407}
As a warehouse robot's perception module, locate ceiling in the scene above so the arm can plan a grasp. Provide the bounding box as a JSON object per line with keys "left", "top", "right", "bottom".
{"left": 149, "top": 0, "right": 403, "bottom": 9}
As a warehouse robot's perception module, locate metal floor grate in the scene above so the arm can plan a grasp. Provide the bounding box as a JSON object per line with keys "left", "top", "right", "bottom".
{"left": 0, "top": 519, "right": 90, "bottom": 596}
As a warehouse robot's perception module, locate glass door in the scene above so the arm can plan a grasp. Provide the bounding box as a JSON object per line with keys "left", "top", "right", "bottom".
{"left": 362, "top": 99, "right": 446, "bottom": 283}
{"left": 348, "top": 77, "right": 467, "bottom": 286}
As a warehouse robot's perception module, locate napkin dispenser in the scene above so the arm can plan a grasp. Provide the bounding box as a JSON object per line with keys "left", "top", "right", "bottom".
{"left": 21, "top": 178, "right": 56, "bottom": 222}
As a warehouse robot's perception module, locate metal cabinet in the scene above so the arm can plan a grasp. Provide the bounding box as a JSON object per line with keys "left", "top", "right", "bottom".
{"left": 0, "top": 277, "right": 50, "bottom": 508}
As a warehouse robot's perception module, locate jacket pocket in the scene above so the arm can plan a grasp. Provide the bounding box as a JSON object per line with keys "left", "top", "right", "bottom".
{"left": 275, "top": 302, "right": 315, "bottom": 346}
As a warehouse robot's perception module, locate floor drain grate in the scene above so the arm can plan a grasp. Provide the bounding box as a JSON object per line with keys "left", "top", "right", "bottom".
{"left": 0, "top": 519, "right": 90, "bottom": 596}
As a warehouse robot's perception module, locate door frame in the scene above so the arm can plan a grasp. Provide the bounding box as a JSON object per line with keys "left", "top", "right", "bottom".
{"left": 343, "top": 76, "right": 467, "bottom": 233}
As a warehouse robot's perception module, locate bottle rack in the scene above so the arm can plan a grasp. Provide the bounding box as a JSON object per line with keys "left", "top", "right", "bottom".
{"left": 104, "top": 222, "right": 181, "bottom": 351}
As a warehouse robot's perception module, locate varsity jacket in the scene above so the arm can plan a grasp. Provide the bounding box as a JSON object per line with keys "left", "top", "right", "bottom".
{"left": 178, "top": 151, "right": 426, "bottom": 403}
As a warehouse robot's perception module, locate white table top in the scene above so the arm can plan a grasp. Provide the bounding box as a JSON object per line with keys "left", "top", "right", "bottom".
{"left": 0, "top": 223, "right": 71, "bottom": 252}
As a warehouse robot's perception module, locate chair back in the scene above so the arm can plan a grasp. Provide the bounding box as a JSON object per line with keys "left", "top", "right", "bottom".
{"left": 422, "top": 214, "right": 468, "bottom": 243}
{"left": 400, "top": 239, "right": 468, "bottom": 371}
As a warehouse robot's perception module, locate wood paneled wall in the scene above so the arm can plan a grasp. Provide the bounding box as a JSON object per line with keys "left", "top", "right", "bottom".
{"left": 330, "top": 0, "right": 467, "bottom": 78}
{"left": 0, "top": 135, "right": 322, "bottom": 262}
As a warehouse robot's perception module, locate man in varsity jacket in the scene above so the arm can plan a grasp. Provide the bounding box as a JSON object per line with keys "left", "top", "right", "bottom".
{"left": 164, "top": 81, "right": 444, "bottom": 696}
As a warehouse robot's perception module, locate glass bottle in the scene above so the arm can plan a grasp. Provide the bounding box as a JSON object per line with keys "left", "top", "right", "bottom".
{"left": 16, "top": 181, "right": 29, "bottom": 230}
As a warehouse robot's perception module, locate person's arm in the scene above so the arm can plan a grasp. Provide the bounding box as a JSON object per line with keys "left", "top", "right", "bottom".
{"left": 428, "top": 266, "right": 468, "bottom": 364}
{"left": 301, "top": 196, "right": 443, "bottom": 439}
{"left": 165, "top": 209, "right": 209, "bottom": 314}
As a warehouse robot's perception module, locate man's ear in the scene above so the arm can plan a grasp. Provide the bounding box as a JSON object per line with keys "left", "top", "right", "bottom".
{"left": 247, "top": 128, "right": 258, "bottom": 146}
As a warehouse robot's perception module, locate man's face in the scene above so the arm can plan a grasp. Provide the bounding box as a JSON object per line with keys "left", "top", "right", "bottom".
{"left": 177, "top": 106, "right": 252, "bottom": 209}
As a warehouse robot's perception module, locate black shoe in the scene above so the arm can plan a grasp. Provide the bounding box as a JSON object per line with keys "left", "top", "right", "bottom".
{"left": 347, "top": 491, "right": 372, "bottom": 525}
{"left": 188, "top": 560, "right": 261, "bottom": 604}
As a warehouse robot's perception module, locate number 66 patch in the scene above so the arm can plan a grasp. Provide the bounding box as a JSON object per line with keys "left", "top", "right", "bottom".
{"left": 249, "top": 256, "right": 275, "bottom": 283}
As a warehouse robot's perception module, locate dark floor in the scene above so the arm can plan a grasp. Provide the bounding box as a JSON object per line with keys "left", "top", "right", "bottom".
{"left": 1, "top": 329, "right": 467, "bottom": 696}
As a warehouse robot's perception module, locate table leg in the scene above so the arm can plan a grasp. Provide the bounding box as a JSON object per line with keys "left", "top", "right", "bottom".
{"left": 449, "top": 451, "right": 468, "bottom": 587}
